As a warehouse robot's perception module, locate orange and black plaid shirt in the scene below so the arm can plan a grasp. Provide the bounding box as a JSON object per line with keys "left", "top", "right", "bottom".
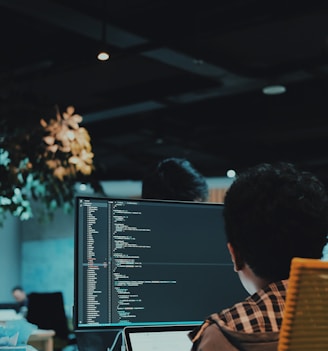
{"left": 218, "top": 280, "right": 288, "bottom": 333}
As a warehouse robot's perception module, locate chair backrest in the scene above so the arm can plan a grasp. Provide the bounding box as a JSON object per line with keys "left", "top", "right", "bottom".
{"left": 278, "top": 257, "right": 328, "bottom": 351}
{"left": 26, "top": 291, "right": 69, "bottom": 340}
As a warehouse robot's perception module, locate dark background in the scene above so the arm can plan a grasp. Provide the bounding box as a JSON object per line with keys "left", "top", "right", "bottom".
{"left": 1, "top": 1, "right": 328, "bottom": 184}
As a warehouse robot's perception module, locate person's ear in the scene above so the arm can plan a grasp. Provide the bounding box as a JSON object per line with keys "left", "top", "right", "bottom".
{"left": 227, "top": 242, "right": 244, "bottom": 271}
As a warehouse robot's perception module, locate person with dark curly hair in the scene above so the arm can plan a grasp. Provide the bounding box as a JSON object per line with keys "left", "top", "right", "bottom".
{"left": 190, "top": 162, "right": 328, "bottom": 351}
{"left": 141, "top": 157, "right": 209, "bottom": 201}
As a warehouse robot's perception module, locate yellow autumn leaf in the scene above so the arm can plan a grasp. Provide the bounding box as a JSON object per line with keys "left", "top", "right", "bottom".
{"left": 53, "top": 166, "right": 66, "bottom": 181}
{"left": 68, "top": 156, "right": 80, "bottom": 164}
{"left": 46, "top": 144, "right": 58, "bottom": 153}
{"left": 43, "top": 135, "right": 55, "bottom": 145}
{"left": 46, "top": 160, "right": 58, "bottom": 169}
{"left": 66, "top": 106, "right": 75, "bottom": 115}
{"left": 40, "top": 118, "right": 48, "bottom": 128}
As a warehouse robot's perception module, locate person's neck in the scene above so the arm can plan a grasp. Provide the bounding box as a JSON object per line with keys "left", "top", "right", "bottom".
{"left": 238, "top": 263, "right": 270, "bottom": 295}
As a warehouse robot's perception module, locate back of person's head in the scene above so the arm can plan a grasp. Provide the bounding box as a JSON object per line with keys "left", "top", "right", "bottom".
{"left": 141, "top": 157, "right": 209, "bottom": 201}
{"left": 12, "top": 286, "right": 24, "bottom": 294}
{"left": 223, "top": 161, "right": 328, "bottom": 282}
{"left": 12, "top": 286, "right": 27, "bottom": 302}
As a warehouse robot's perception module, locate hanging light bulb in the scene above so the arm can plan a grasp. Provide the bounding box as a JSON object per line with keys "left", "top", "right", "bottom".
{"left": 97, "top": 51, "right": 110, "bottom": 61}
{"left": 97, "top": 0, "right": 110, "bottom": 61}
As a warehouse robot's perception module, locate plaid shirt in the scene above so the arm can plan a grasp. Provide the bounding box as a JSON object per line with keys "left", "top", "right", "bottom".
{"left": 217, "top": 280, "right": 288, "bottom": 333}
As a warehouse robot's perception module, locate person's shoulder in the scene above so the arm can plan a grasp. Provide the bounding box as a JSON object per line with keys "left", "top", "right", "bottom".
{"left": 190, "top": 319, "right": 240, "bottom": 351}
{"left": 218, "top": 280, "right": 288, "bottom": 333}
{"left": 191, "top": 316, "right": 279, "bottom": 351}
{"left": 255, "top": 280, "right": 288, "bottom": 302}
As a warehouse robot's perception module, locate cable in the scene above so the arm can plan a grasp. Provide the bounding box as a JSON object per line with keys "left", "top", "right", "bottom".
{"left": 107, "top": 330, "right": 123, "bottom": 351}
{"left": 121, "top": 330, "right": 126, "bottom": 351}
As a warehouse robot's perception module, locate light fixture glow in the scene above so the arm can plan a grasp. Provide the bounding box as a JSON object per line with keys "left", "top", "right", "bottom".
{"left": 97, "top": 51, "right": 110, "bottom": 61}
{"left": 262, "top": 85, "right": 286, "bottom": 95}
{"left": 79, "top": 183, "right": 87, "bottom": 191}
{"left": 226, "top": 169, "right": 236, "bottom": 178}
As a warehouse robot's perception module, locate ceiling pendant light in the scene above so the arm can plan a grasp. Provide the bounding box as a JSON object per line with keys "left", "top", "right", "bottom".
{"left": 97, "top": 50, "right": 110, "bottom": 61}
{"left": 262, "top": 84, "right": 286, "bottom": 95}
{"left": 97, "top": 0, "right": 110, "bottom": 61}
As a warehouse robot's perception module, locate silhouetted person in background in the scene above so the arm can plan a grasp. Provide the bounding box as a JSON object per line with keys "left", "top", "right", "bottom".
{"left": 141, "top": 157, "right": 209, "bottom": 201}
{"left": 12, "top": 286, "right": 29, "bottom": 317}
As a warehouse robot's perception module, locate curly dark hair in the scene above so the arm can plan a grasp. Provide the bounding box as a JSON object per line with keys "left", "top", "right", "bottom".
{"left": 223, "top": 162, "right": 328, "bottom": 282}
{"left": 141, "top": 157, "right": 208, "bottom": 201}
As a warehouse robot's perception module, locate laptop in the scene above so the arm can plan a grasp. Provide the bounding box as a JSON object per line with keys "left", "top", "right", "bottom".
{"left": 123, "top": 324, "right": 199, "bottom": 351}
{"left": 0, "top": 309, "right": 19, "bottom": 321}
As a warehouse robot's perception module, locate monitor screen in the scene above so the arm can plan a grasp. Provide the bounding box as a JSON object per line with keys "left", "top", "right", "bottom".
{"left": 74, "top": 196, "right": 247, "bottom": 330}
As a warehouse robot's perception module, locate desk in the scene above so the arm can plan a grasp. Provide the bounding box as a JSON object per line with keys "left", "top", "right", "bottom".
{"left": 28, "top": 329, "right": 55, "bottom": 351}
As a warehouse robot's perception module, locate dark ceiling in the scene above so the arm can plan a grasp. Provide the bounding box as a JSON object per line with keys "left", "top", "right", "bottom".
{"left": 1, "top": 0, "right": 328, "bottom": 185}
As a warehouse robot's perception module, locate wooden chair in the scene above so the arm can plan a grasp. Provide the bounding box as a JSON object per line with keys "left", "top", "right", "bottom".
{"left": 278, "top": 257, "right": 328, "bottom": 351}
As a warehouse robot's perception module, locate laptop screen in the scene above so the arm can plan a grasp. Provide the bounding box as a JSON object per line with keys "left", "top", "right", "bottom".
{"left": 123, "top": 325, "right": 197, "bottom": 351}
{"left": 74, "top": 196, "right": 247, "bottom": 330}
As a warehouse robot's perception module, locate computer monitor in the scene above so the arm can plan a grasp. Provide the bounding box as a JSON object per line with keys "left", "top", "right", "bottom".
{"left": 73, "top": 196, "right": 247, "bottom": 331}
{"left": 0, "top": 303, "right": 20, "bottom": 312}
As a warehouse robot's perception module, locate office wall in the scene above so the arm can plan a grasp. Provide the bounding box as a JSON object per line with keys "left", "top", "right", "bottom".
{"left": 21, "top": 208, "right": 75, "bottom": 317}
{"left": 0, "top": 215, "right": 21, "bottom": 301}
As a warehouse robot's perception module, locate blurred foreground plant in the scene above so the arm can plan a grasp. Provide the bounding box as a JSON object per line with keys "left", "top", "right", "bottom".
{"left": 0, "top": 106, "right": 95, "bottom": 226}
